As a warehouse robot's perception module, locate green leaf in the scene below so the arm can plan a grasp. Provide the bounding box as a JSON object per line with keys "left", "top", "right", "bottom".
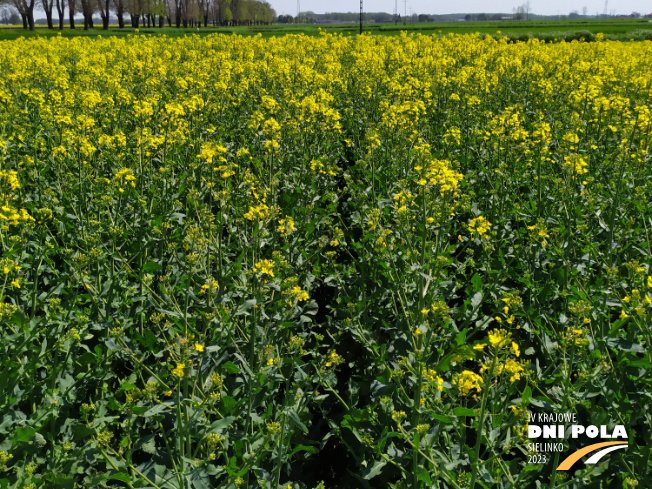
{"left": 210, "top": 416, "right": 236, "bottom": 432}
{"left": 71, "top": 424, "right": 94, "bottom": 441}
{"left": 288, "top": 444, "right": 318, "bottom": 457}
{"left": 99, "top": 279, "right": 113, "bottom": 298}
{"left": 143, "top": 261, "right": 163, "bottom": 273}
{"left": 362, "top": 460, "right": 387, "bottom": 479}
{"left": 134, "top": 434, "right": 156, "bottom": 454}
{"left": 471, "top": 291, "right": 482, "bottom": 309}
{"left": 221, "top": 361, "right": 240, "bottom": 374}
{"left": 471, "top": 273, "right": 482, "bottom": 292}
{"left": 143, "top": 404, "right": 170, "bottom": 417}
{"left": 453, "top": 407, "right": 476, "bottom": 417}
{"left": 416, "top": 466, "right": 432, "bottom": 485}
{"left": 235, "top": 299, "right": 257, "bottom": 316}
{"left": 286, "top": 408, "right": 308, "bottom": 434}
{"left": 430, "top": 414, "right": 453, "bottom": 423}
{"left": 107, "top": 473, "right": 132, "bottom": 483}
{"left": 13, "top": 426, "right": 35, "bottom": 443}
{"left": 606, "top": 338, "right": 645, "bottom": 353}
{"left": 119, "top": 382, "right": 138, "bottom": 392}
{"left": 222, "top": 396, "right": 236, "bottom": 414}
{"left": 454, "top": 329, "right": 467, "bottom": 347}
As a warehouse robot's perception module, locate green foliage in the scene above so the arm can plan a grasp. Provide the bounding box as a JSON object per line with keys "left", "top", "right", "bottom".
{"left": 0, "top": 31, "right": 650, "bottom": 488}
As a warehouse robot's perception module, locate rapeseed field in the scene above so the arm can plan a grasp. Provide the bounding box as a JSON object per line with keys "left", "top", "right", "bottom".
{"left": 0, "top": 32, "right": 650, "bottom": 488}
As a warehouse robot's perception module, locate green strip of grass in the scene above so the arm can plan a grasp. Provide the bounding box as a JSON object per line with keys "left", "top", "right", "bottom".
{"left": 1, "top": 18, "right": 652, "bottom": 41}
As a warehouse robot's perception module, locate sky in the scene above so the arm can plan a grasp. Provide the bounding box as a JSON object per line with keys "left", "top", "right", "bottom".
{"left": 272, "top": 0, "right": 652, "bottom": 17}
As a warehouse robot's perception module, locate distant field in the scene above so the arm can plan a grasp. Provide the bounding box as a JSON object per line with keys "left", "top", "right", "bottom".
{"left": 1, "top": 17, "right": 652, "bottom": 40}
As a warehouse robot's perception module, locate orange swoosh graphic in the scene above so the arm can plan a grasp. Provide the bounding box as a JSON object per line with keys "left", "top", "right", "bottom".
{"left": 557, "top": 442, "right": 628, "bottom": 471}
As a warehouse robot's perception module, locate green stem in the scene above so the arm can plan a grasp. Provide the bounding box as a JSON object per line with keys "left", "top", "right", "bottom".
{"left": 273, "top": 374, "right": 292, "bottom": 488}
{"left": 412, "top": 335, "right": 424, "bottom": 489}
{"left": 549, "top": 344, "right": 575, "bottom": 489}
{"left": 469, "top": 354, "right": 495, "bottom": 489}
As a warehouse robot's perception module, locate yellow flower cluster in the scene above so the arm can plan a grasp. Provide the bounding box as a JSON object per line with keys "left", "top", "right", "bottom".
{"left": 253, "top": 259, "right": 274, "bottom": 277}
{"left": 171, "top": 362, "right": 185, "bottom": 378}
{"left": 0, "top": 170, "right": 20, "bottom": 193}
{"left": 453, "top": 370, "right": 483, "bottom": 396}
{"left": 284, "top": 285, "right": 309, "bottom": 305}
{"left": 0, "top": 451, "right": 12, "bottom": 470}
{"left": 244, "top": 203, "right": 270, "bottom": 221}
{"left": 424, "top": 368, "right": 444, "bottom": 392}
{"left": 325, "top": 350, "right": 343, "bottom": 368}
{"left": 563, "top": 153, "right": 589, "bottom": 175}
{"left": 310, "top": 159, "right": 341, "bottom": 177}
{"left": 0, "top": 171, "right": 33, "bottom": 230}
{"left": 277, "top": 216, "right": 295, "bottom": 235}
{"left": 482, "top": 358, "right": 525, "bottom": 383}
{"left": 114, "top": 168, "right": 136, "bottom": 193}
{"left": 468, "top": 216, "right": 492, "bottom": 239}
{"left": 527, "top": 222, "right": 550, "bottom": 247}
{"left": 199, "top": 277, "right": 219, "bottom": 294}
{"left": 416, "top": 158, "right": 463, "bottom": 196}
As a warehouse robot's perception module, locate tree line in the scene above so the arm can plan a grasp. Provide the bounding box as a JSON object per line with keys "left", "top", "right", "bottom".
{"left": 2, "top": 0, "right": 275, "bottom": 30}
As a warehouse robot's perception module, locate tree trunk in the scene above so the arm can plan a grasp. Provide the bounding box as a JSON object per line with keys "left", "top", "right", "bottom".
{"left": 117, "top": 11, "right": 124, "bottom": 27}
{"left": 69, "top": 6, "right": 75, "bottom": 28}
{"left": 21, "top": 13, "right": 27, "bottom": 29}
{"left": 204, "top": 13, "right": 207, "bottom": 26}
{"left": 89, "top": 15, "right": 93, "bottom": 27}
{"left": 57, "top": 6, "right": 64, "bottom": 29}
{"left": 103, "top": 0, "right": 109, "bottom": 28}
{"left": 43, "top": 0, "right": 54, "bottom": 29}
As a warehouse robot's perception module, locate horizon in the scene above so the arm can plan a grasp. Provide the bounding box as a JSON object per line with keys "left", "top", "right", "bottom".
{"left": 4, "top": 0, "right": 651, "bottom": 25}
{"left": 271, "top": 0, "right": 651, "bottom": 18}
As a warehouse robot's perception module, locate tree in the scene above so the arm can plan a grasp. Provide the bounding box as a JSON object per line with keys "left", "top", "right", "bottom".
{"left": 215, "top": 0, "right": 229, "bottom": 24}
{"left": 42, "top": 0, "right": 54, "bottom": 27}
{"left": 196, "top": 0, "right": 207, "bottom": 26}
{"left": 68, "top": 0, "right": 76, "bottom": 28}
{"left": 80, "top": 0, "right": 94, "bottom": 29}
{"left": 125, "top": 0, "right": 146, "bottom": 27}
{"left": 96, "top": 0, "right": 110, "bottom": 28}
{"left": 55, "top": 0, "right": 65, "bottom": 28}
{"left": 113, "top": 0, "right": 125, "bottom": 26}
{"left": 12, "top": 0, "right": 35, "bottom": 29}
